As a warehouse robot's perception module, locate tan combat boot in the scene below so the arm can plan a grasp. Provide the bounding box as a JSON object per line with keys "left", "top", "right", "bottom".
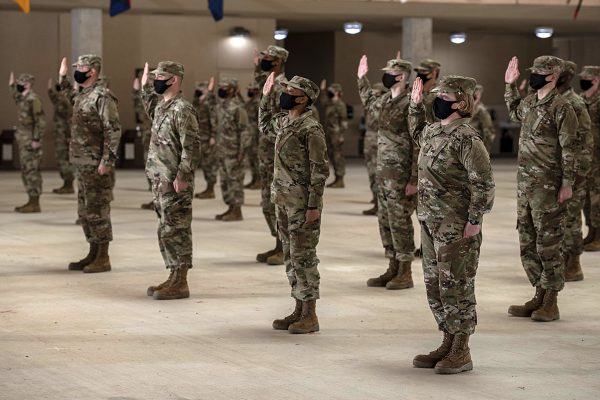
{"left": 147, "top": 268, "right": 176, "bottom": 296}
{"left": 434, "top": 334, "right": 473, "bottom": 374}
{"left": 367, "top": 258, "right": 399, "bottom": 287}
{"left": 583, "top": 226, "right": 595, "bottom": 245}
{"left": 222, "top": 206, "right": 243, "bottom": 222}
{"left": 584, "top": 229, "right": 600, "bottom": 251}
{"left": 140, "top": 200, "right": 154, "bottom": 210}
{"left": 508, "top": 287, "right": 545, "bottom": 317}
{"left": 362, "top": 198, "right": 378, "bottom": 216}
{"left": 68, "top": 243, "right": 99, "bottom": 271}
{"left": 565, "top": 253, "right": 584, "bottom": 282}
{"left": 215, "top": 205, "right": 232, "bottom": 220}
{"left": 15, "top": 196, "right": 41, "bottom": 213}
{"left": 531, "top": 290, "right": 560, "bottom": 322}
{"left": 83, "top": 242, "right": 111, "bottom": 273}
{"left": 413, "top": 332, "right": 454, "bottom": 368}
{"left": 327, "top": 176, "right": 345, "bottom": 188}
{"left": 257, "top": 238, "right": 282, "bottom": 263}
{"left": 153, "top": 266, "right": 190, "bottom": 300}
{"left": 53, "top": 180, "right": 74, "bottom": 194}
{"left": 272, "top": 299, "right": 303, "bottom": 330}
{"left": 266, "top": 250, "right": 284, "bottom": 265}
{"left": 195, "top": 184, "right": 215, "bottom": 199}
{"left": 386, "top": 261, "right": 414, "bottom": 290}
{"left": 288, "top": 300, "right": 319, "bottom": 334}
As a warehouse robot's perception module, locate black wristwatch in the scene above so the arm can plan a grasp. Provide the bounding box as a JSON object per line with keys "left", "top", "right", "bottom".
{"left": 468, "top": 218, "right": 480, "bottom": 226}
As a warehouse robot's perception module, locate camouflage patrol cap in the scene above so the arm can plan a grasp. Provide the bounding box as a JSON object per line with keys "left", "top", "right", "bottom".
{"left": 328, "top": 83, "right": 343, "bottom": 93}
{"left": 579, "top": 65, "right": 600, "bottom": 78}
{"left": 282, "top": 76, "right": 320, "bottom": 103}
{"left": 260, "top": 45, "right": 289, "bottom": 62}
{"left": 528, "top": 55, "right": 563, "bottom": 74}
{"left": 17, "top": 73, "right": 35, "bottom": 85}
{"left": 433, "top": 75, "right": 477, "bottom": 95}
{"left": 72, "top": 54, "right": 102, "bottom": 68}
{"left": 561, "top": 60, "right": 577, "bottom": 75}
{"left": 247, "top": 82, "right": 259, "bottom": 90}
{"left": 151, "top": 61, "right": 184, "bottom": 78}
{"left": 414, "top": 59, "right": 441, "bottom": 73}
{"left": 219, "top": 77, "right": 238, "bottom": 88}
{"left": 382, "top": 59, "right": 412, "bottom": 74}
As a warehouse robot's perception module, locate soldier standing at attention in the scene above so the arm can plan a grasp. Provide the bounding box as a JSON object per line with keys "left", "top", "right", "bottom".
{"left": 244, "top": 82, "right": 262, "bottom": 190}
{"left": 413, "top": 59, "right": 442, "bottom": 123}
{"left": 133, "top": 75, "right": 156, "bottom": 210}
{"left": 260, "top": 73, "right": 329, "bottom": 334}
{"left": 470, "top": 85, "right": 496, "bottom": 154}
{"left": 557, "top": 61, "right": 592, "bottom": 281}
{"left": 47, "top": 78, "right": 74, "bottom": 194}
{"left": 9, "top": 72, "right": 45, "bottom": 213}
{"left": 357, "top": 55, "right": 419, "bottom": 291}
{"left": 505, "top": 56, "right": 577, "bottom": 322}
{"left": 193, "top": 80, "right": 219, "bottom": 200}
{"left": 140, "top": 61, "right": 201, "bottom": 300}
{"left": 59, "top": 55, "right": 122, "bottom": 273}
{"left": 211, "top": 78, "right": 251, "bottom": 222}
{"left": 410, "top": 75, "right": 495, "bottom": 374}
{"left": 320, "top": 80, "right": 348, "bottom": 189}
{"left": 578, "top": 66, "right": 600, "bottom": 250}
{"left": 253, "top": 45, "right": 289, "bottom": 266}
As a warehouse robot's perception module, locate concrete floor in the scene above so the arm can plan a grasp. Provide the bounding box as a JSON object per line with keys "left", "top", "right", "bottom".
{"left": 1, "top": 160, "right": 599, "bottom": 400}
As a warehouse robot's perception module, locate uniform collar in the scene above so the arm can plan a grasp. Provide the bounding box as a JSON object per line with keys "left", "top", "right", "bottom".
{"left": 441, "top": 117, "right": 471, "bottom": 134}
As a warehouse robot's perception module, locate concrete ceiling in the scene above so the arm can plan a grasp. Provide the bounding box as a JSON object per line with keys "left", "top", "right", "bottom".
{"left": 1, "top": 0, "right": 599, "bottom": 35}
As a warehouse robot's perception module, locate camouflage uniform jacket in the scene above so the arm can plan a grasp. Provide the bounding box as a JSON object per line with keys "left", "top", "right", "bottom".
{"left": 470, "top": 103, "right": 495, "bottom": 148}
{"left": 410, "top": 102, "right": 495, "bottom": 225}
{"left": 358, "top": 76, "right": 418, "bottom": 184}
{"left": 10, "top": 85, "right": 45, "bottom": 141}
{"left": 48, "top": 86, "right": 73, "bottom": 127}
{"left": 320, "top": 93, "right": 348, "bottom": 135}
{"left": 192, "top": 93, "right": 217, "bottom": 142}
{"left": 256, "top": 70, "right": 287, "bottom": 165}
{"left": 245, "top": 95, "right": 260, "bottom": 138}
{"left": 505, "top": 84, "right": 578, "bottom": 189}
{"left": 60, "top": 77, "right": 122, "bottom": 167}
{"left": 259, "top": 95, "right": 330, "bottom": 210}
{"left": 209, "top": 94, "right": 251, "bottom": 157}
{"left": 562, "top": 88, "right": 592, "bottom": 179}
{"left": 132, "top": 88, "right": 152, "bottom": 131}
{"left": 582, "top": 90, "right": 600, "bottom": 164}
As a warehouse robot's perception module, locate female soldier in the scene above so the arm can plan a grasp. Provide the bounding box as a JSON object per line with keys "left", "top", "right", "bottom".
{"left": 408, "top": 75, "right": 495, "bottom": 374}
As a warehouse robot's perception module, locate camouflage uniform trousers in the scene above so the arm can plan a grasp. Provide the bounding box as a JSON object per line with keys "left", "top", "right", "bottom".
{"left": 421, "top": 221, "right": 481, "bottom": 335}
{"left": 141, "top": 125, "right": 152, "bottom": 191}
{"left": 517, "top": 190, "right": 566, "bottom": 291}
{"left": 326, "top": 131, "right": 346, "bottom": 177}
{"left": 259, "top": 159, "right": 277, "bottom": 236}
{"left": 219, "top": 154, "right": 245, "bottom": 207}
{"left": 53, "top": 120, "right": 74, "bottom": 182}
{"left": 246, "top": 131, "right": 260, "bottom": 179}
{"left": 377, "top": 178, "right": 417, "bottom": 262}
{"left": 583, "top": 162, "right": 600, "bottom": 228}
{"left": 152, "top": 178, "right": 193, "bottom": 269}
{"left": 276, "top": 204, "right": 321, "bottom": 301}
{"left": 364, "top": 130, "right": 378, "bottom": 198}
{"left": 16, "top": 131, "right": 42, "bottom": 197}
{"left": 198, "top": 141, "right": 218, "bottom": 187}
{"left": 564, "top": 176, "right": 587, "bottom": 256}
{"left": 76, "top": 165, "right": 113, "bottom": 243}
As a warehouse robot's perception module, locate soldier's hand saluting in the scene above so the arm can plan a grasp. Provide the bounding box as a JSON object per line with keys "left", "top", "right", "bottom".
{"left": 59, "top": 57, "right": 68, "bottom": 77}
{"left": 208, "top": 76, "right": 215, "bottom": 92}
{"left": 141, "top": 62, "right": 149, "bottom": 87}
{"left": 357, "top": 55, "right": 368, "bottom": 79}
{"left": 320, "top": 79, "right": 327, "bottom": 91}
{"left": 263, "top": 72, "right": 275, "bottom": 96}
{"left": 133, "top": 77, "right": 140, "bottom": 91}
{"left": 411, "top": 77, "right": 423, "bottom": 104}
{"left": 505, "top": 56, "right": 520, "bottom": 85}
{"left": 9, "top": 72, "right": 15, "bottom": 86}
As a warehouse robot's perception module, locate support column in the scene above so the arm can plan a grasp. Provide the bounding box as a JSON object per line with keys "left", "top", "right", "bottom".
{"left": 71, "top": 8, "right": 102, "bottom": 62}
{"left": 401, "top": 18, "right": 433, "bottom": 65}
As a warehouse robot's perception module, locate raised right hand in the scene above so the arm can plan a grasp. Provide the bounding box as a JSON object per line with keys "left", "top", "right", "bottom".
{"left": 59, "top": 57, "right": 68, "bottom": 76}
{"left": 133, "top": 78, "right": 140, "bottom": 91}
{"left": 141, "top": 62, "right": 149, "bottom": 87}
{"left": 505, "top": 56, "right": 520, "bottom": 85}
{"left": 357, "top": 55, "right": 368, "bottom": 79}
{"left": 208, "top": 77, "right": 215, "bottom": 92}
{"left": 411, "top": 78, "right": 423, "bottom": 104}
{"left": 263, "top": 72, "right": 275, "bottom": 96}
{"left": 9, "top": 72, "right": 14, "bottom": 86}
{"left": 253, "top": 48, "right": 260, "bottom": 66}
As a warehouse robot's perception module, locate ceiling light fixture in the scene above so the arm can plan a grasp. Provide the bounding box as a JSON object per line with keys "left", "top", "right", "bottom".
{"left": 229, "top": 26, "right": 250, "bottom": 48}
{"left": 449, "top": 32, "right": 467, "bottom": 44}
{"left": 274, "top": 29, "right": 288, "bottom": 41}
{"left": 535, "top": 27, "right": 554, "bottom": 39}
{"left": 344, "top": 22, "right": 362, "bottom": 35}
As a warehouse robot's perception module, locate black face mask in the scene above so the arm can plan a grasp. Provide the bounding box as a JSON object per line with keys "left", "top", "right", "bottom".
{"left": 55, "top": 84, "right": 62, "bottom": 92}
{"left": 153, "top": 78, "right": 172, "bottom": 94}
{"left": 260, "top": 59, "right": 275, "bottom": 72}
{"left": 195, "top": 89, "right": 203, "bottom": 98}
{"left": 280, "top": 92, "right": 302, "bottom": 110}
{"left": 433, "top": 97, "right": 458, "bottom": 120}
{"left": 74, "top": 70, "right": 90, "bottom": 84}
{"left": 247, "top": 91, "right": 256, "bottom": 98}
{"left": 327, "top": 90, "right": 335, "bottom": 98}
{"left": 16, "top": 84, "right": 26, "bottom": 93}
{"left": 218, "top": 88, "right": 230, "bottom": 99}
{"left": 382, "top": 73, "right": 398, "bottom": 89}
{"left": 580, "top": 79, "right": 594, "bottom": 91}
{"left": 529, "top": 73, "right": 551, "bottom": 90}
{"left": 417, "top": 73, "right": 431, "bottom": 84}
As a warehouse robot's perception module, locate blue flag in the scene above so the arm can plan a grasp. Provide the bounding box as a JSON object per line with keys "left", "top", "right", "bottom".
{"left": 208, "top": 0, "right": 223, "bottom": 21}
{"left": 110, "top": 0, "right": 130, "bottom": 17}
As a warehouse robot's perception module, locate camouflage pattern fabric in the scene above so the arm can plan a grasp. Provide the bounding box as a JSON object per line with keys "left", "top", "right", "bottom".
{"left": 48, "top": 85, "right": 74, "bottom": 182}
{"left": 320, "top": 91, "right": 348, "bottom": 177}
{"left": 245, "top": 94, "right": 261, "bottom": 180}
{"left": 193, "top": 91, "right": 218, "bottom": 187}
{"left": 132, "top": 88, "right": 153, "bottom": 190}
{"left": 76, "top": 164, "right": 113, "bottom": 243}
{"left": 470, "top": 103, "right": 496, "bottom": 154}
{"left": 582, "top": 90, "right": 600, "bottom": 228}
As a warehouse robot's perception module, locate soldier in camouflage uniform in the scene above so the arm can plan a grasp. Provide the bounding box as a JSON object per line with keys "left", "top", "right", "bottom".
{"left": 357, "top": 56, "right": 419, "bottom": 291}
{"left": 260, "top": 73, "right": 329, "bottom": 334}
{"left": 59, "top": 55, "right": 122, "bottom": 274}
{"left": 505, "top": 56, "right": 578, "bottom": 322}
{"left": 133, "top": 75, "right": 155, "bottom": 209}
{"left": 244, "top": 82, "right": 262, "bottom": 190}
{"left": 557, "top": 61, "right": 592, "bottom": 281}
{"left": 47, "top": 78, "right": 74, "bottom": 194}
{"left": 139, "top": 61, "right": 201, "bottom": 300}
{"left": 470, "top": 85, "right": 496, "bottom": 154}
{"left": 320, "top": 81, "right": 348, "bottom": 188}
{"left": 9, "top": 72, "right": 45, "bottom": 213}
{"left": 410, "top": 75, "right": 495, "bottom": 375}
{"left": 579, "top": 66, "right": 600, "bottom": 251}
{"left": 210, "top": 78, "right": 251, "bottom": 222}
{"left": 414, "top": 59, "right": 442, "bottom": 124}
{"left": 254, "top": 45, "right": 290, "bottom": 265}
{"left": 193, "top": 80, "right": 219, "bottom": 200}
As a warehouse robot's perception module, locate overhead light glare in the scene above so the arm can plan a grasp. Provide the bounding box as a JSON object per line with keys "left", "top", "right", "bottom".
{"left": 535, "top": 27, "right": 553, "bottom": 39}
{"left": 274, "top": 29, "right": 288, "bottom": 41}
{"left": 449, "top": 32, "right": 467, "bottom": 44}
{"left": 344, "top": 22, "right": 362, "bottom": 35}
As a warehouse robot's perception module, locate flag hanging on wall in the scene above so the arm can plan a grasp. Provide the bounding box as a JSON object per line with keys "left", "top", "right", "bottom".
{"left": 14, "top": 0, "right": 30, "bottom": 14}
{"left": 208, "top": 0, "right": 224, "bottom": 21}
{"left": 110, "top": 0, "right": 131, "bottom": 17}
